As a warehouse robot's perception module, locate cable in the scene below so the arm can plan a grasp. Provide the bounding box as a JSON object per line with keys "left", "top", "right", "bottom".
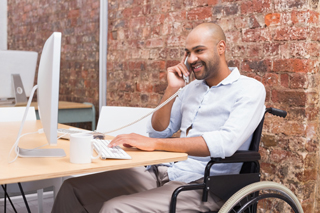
{"left": 100, "top": 87, "right": 183, "bottom": 135}
{"left": 8, "top": 85, "right": 39, "bottom": 163}
{"left": 8, "top": 131, "right": 39, "bottom": 163}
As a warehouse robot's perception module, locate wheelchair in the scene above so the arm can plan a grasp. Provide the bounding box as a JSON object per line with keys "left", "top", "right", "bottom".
{"left": 170, "top": 108, "right": 304, "bottom": 213}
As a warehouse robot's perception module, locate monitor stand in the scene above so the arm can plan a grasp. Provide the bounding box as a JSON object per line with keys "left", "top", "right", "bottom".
{"left": 12, "top": 74, "right": 28, "bottom": 106}
{"left": 18, "top": 148, "right": 66, "bottom": 157}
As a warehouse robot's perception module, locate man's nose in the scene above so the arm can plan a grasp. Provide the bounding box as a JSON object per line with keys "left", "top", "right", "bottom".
{"left": 188, "top": 53, "right": 198, "bottom": 64}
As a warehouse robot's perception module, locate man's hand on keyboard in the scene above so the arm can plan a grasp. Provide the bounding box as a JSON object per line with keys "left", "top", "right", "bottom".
{"left": 108, "top": 133, "right": 157, "bottom": 151}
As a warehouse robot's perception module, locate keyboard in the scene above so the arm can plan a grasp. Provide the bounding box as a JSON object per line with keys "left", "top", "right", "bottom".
{"left": 57, "top": 128, "right": 92, "bottom": 140}
{"left": 92, "top": 139, "right": 132, "bottom": 160}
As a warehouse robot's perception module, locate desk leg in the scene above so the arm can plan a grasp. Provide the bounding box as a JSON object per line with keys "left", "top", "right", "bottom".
{"left": 17, "top": 183, "right": 31, "bottom": 213}
{"left": 1, "top": 185, "right": 17, "bottom": 213}
{"left": 83, "top": 102, "right": 96, "bottom": 131}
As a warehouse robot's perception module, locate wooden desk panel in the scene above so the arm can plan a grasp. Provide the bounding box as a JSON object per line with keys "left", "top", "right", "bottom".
{"left": 0, "top": 121, "right": 187, "bottom": 185}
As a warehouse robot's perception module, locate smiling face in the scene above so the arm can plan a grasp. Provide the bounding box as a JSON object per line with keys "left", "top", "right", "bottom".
{"left": 185, "top": 23, "right": 228, "bottom": 86}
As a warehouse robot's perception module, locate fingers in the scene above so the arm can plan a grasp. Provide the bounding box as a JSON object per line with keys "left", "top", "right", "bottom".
{"left": 181, "top": 51, "right": 188, "bottom": 64}
{"left": 168, "top": 59, "right": 190, "bottom": 79}
{"left": 107, "top": 133, "right": 138, "bottom": 147}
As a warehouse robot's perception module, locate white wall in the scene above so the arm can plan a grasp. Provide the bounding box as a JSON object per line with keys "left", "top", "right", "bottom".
{"left": 0, "top": 0, "right": 7, "bottom": 50}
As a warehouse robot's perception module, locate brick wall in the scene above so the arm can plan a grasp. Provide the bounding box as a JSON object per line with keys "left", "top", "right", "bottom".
{"left": 107, "top": 0, "right": 320, "bottom": 211}
{"left": 7, "top": 0, "right": 100, "bottom": 129}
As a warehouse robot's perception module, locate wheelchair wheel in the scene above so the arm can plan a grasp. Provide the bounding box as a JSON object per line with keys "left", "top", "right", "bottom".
{"left": 218, "top": 181, "right": 303, "bottom": 213}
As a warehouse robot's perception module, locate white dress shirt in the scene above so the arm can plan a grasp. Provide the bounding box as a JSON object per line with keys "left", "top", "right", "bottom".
{"left": 147, "top": 67, "right": 266, "bottom": 183}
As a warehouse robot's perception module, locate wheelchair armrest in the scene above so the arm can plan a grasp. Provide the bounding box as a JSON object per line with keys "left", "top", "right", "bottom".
{"left": 210, "top": 150, "right": 261, "bottom": 164}
{"left": 203, "top": 151, "right": 261, "bottom": 183}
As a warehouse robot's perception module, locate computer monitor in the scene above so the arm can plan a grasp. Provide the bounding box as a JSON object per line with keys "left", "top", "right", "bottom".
{"left": 37, "top": 32, "right": 61, "bottom": 146}
{"left": 0, "top": 50, "right": 38, "bottom": 104}
{"left": 17, "top": 32, "right": 65, "bottom": 157}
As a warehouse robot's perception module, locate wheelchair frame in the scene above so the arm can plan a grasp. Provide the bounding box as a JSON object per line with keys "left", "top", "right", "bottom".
{"left": 169, "top": 108, "right": 304, "bottom": 213}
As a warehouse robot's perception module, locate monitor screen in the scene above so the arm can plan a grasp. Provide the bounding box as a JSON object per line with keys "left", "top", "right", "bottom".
{"left": 0, "top": 50, "right": 37, "bottom": 100}
{"left": 37, "top": 32, "right": 61, "bottom": 146}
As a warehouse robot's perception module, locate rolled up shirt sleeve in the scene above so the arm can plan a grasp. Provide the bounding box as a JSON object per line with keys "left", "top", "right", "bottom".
{"left": 147, "top": 93, "right": 183, "bottom": 138}
{"left": 202, "top": 80, "right": 266, "bottom": 158}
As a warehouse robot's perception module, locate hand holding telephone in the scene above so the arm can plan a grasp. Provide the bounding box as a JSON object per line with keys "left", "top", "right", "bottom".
{"left": 183, "top": 57, "right": 190, "bottom": 84}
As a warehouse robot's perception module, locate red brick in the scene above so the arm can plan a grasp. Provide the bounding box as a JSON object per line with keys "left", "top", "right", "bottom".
{"left": 248, "top": 15, "right": 260, "bottom": 29}
{"left": 262, "top": 73, "right": 279, "bottom": 87}
{"left": 147, "top": 60, "right": 166, "bottom": 71}
{"left": 166, "top": 11, "right": 187, "bottom": 23}
{"left": 146, "top": 14, "right": 165, "bottom": 26}
{"left": 129, "top": 16, "right": 146, "bottom": 29}
{"left": 309, "top": 11, "right": 319, "bottom": 23}
{"left": 265, "top": 13, "right": 281, "bottom": 26}
{"left": 290, "top": 73, "right": 307, "bottom": 89}
{"left": 302, "top": 201, "right": 315, "bottom": 213}
{"left": 212, "top": 4, "right": 239, "bottom": 16}
{"left": 273, "top": 59, "right": 312, "bottom": 73}
{"left": 208, "top": 0, "right": 219, "bottom": 6}
{"left": 307, "top": 92, "right": 319, "bottom": 106}
{"left": 234, "top": 16, "right": 249, "bottom": 29}
{"left": 225, "top": 30, "right": 242, "bottom": 43}
{"left": 270, "top": 149, "right": 289, "bottom": 163}
{"left": 307, "top": 42, "right": 320, "bottom": 57}
{"left": 187, "top": 7, "right": 212, "bottom": 21}
{"left": 242, "top": 28, "right": 272, "bottom": 42}
{"left": 151, "top": 26, "right": 161, "bottom": 38}
{"left": 24, "top": 4, "right": 32, "bottom": 12}
{"left": 192, "top": 0, "right": 208, "bottom": 7}
{"left": 263, "top": 43, "right": 280, "bottom": 57}
{"left": 227, "top": 60, "right": 240, "bottom": 68}
{"left": 271, "top": 89, "right": 306, "bottom": 107}
{"left": 274, "top": 0, "right": 307, "bottom": 11}
{"left": 145, "top": 38, "right": 164, "bottom": 48}
{"left": 274, "top": 27, "right": 308, "bottom": 41}
{"left": 140, "top": 94, "right": 149, "bottom": 103}
{"left": 128, "top": 61, "right": 146, "bottom": 71}
{"left": 306, "top": 107, "right": 319, "bottom": 121}
{"left": 166, "top": 60, "right": 180, "bottom": 69}
{"left": 241, "top": 0, "right": 271, "bottom": 14}
{"left": 136, "top": 82, "right": 154, "bottom": 93}
{"left": 246, "top": 44, "right": 262, "bottom": 58}
{"left": 310, "top": 27, "right": 320, "bottom": 41}
{"left": 68, "top": 9, "right": 80, "bottom": 18}
{"left": 121, "top": 8, "right": 132, "bottom": 19}
{"left": 260, "top": 162, "right": 276, "bottom": 174}
{"left": 151, "top": 0, "right": 170, "bottom": 14}
{"left": 232, "top": 45, "right": 245, "bottom": 57}
{"left": 241, "top": 59, "right": 271, "bottom": 73}
{"left": 154, "top": 83, "right": 167, "bottom": 94}
{"left": 291, "top": 11, "right": 309, "bottom": 24}
{"left": 167, "top": 36, "right": 186, "bottom": 47}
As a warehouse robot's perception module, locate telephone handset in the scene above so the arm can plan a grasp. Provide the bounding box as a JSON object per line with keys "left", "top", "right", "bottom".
{"left": 183, "top": 57, "right": 190, "bottom": 84}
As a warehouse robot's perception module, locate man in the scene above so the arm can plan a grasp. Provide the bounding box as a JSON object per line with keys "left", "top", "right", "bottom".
{"left": 52, "top": 23, "right": 266, "bottom": 213}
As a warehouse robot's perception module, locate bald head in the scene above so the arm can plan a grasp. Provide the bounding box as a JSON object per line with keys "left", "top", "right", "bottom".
{"left": 188, "top": 23, "right": 226, "bottom": 45}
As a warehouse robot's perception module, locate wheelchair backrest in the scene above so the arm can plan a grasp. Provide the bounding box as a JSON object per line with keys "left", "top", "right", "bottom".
{"left": 240, "top": 115, "right": 265, "bottom": 174}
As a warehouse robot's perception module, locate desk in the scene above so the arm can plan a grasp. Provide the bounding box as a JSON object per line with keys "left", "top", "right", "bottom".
{"left": 31, "top": 101, "right": 96, "bottom": 130}
{"left": 0, "top": 121, "right": 188, "bottom": 185}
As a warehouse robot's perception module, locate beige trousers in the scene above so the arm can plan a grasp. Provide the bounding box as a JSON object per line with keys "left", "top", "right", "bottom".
{"left": 51, "top": 166, "right": 221, "bottom": 213}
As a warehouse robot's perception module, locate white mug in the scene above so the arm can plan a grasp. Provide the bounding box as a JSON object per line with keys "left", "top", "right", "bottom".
{"left": 69, "top": 133, "right": 100, "bottom": 164}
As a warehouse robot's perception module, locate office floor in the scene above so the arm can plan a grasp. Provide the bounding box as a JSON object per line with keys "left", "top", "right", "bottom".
{"left": 0, "top": 192, "right": 54, "bottom": 213}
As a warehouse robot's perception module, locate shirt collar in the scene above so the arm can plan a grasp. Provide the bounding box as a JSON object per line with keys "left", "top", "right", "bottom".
{"left": 219, "top": 67, "right": 240, "bottom": 86}
{"left": 199, "top": 67, "right": 240, "bottom": 87}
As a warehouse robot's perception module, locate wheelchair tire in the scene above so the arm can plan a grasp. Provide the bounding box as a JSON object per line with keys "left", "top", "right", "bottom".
{"left": 218, "top": 181, "right": 303, "bottom": 213}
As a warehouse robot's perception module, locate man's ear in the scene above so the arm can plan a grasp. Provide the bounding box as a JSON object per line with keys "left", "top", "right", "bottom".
{"left": 217, "top": 40, "right": 226, "bottom": 55}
